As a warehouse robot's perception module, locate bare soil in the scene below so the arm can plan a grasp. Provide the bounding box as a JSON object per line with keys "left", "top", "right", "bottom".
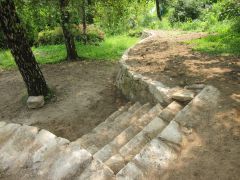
{"left": 127, "top": 30, "right": 240, "bottom": 180}
{"left": 0, "top": 61, "right": 127, "bottom": 141}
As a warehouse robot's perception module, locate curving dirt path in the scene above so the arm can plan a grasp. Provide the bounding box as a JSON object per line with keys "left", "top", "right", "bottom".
{"left": 127, "top": 30, "right": 240, "bottom": 180}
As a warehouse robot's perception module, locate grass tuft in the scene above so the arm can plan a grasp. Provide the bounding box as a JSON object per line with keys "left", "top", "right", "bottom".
{"left": 189, "top": 32, "right": 240, "bottom": 56}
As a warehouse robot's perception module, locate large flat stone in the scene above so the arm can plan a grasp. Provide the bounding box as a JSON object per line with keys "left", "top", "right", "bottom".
{"left": 0, "top": 123, "right": 20, "bottom": 146}
{"left": 158, "top": 121, "right": 182, "bottom": 145}
{"left": 172, "top": 89, "right": 195, "bottom": 102}
{"left": 0, "top": 125, "right": 39, "bottom": 172}
{"left": 47, "top": 144, "right": 92, "bottom": 180}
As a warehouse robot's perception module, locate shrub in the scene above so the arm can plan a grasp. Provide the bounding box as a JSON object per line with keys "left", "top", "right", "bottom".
{"left": 73, "top": 24, "right": 105, "bottom": 44}
{"left": 219, "top": 0, "right": 240, "bottom": 20}
{"left": 127, "top": 28, "right": 143, "bottom": 37}
{"left": 169, "top": 0, "right": 202, "bottom": 24}
{"left": 36, "top": 25, "right": 105, "bottom": 46}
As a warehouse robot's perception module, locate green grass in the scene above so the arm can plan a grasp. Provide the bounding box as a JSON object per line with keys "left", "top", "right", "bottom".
{"left": 0, "top": 35, "right": 138, "bottom": 69}
{"left": 189, "top": 32, "right": 240, "bottom": 56}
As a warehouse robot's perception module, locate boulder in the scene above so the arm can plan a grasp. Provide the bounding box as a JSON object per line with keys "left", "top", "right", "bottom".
{"left": 27, "top": 96, "right": 45, "bottom": 109}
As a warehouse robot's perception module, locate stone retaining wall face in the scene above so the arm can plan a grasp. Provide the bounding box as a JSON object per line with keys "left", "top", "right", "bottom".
{"left": 116, "top": 31, "right": 175, "bottom": 106}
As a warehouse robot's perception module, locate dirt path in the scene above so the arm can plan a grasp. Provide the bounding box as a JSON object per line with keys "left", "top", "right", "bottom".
{"left": 127, "top": 30, "right": 240, "bottom": 180}
{"left": 0, "top": 61, "right": 127, "bottom": 141}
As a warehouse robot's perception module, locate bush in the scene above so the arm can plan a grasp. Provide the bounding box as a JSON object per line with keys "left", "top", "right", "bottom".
{"left": 36, "top": 25, "right": 105, "bottom": 46}
{"left": 219, "top": 0, "right": 240, "bottom": 20}
{"left": 127, "top": 28, "right": 143, "bottom": 37}
{"left": 73, "top": 24, "right": 105, "bottom": 44}
{"left": 169, "top": 0, "right": 202, "bottom": 24}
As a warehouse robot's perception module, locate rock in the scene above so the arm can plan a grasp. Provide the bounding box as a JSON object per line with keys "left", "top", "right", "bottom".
{"left": 185, "top": 84, "right": 205, "bottom": 90}
{"left": 47, "top": 145, "right": 92, "bottom": 180}
{"left": 158, "top": 121, "right": 182, "bottom": 145}
{"left": 27, "top": 96, "right": 45, "bottom": 109}
{"left": 172, "top": 89, "right": 194, "bottom": 102}
{"left": 0, "top": 121, "right": 6, "bottom": 128}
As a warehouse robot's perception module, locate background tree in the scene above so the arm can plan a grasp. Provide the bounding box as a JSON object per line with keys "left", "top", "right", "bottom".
{"left": 0, "top": 0, "right": 49, "bottom": 96}
{"left": 59, "top": 0, "right": 79, "bottom": 60}
{"left": 156, "top": 0, "right": 162, "bottom": 21}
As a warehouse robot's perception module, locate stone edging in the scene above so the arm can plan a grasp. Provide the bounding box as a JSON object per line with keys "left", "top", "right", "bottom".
{"left": 116, "top": 31, "right": 220, "bottom": 126}
{"left": 117, "top": 31, "right": 177, "bottom": 106}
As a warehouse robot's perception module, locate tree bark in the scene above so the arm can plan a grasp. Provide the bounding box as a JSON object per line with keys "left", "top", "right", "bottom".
{"left": 0, "top": 0, "right": 49, "bottom": 97}
{"left": 82, "top": 0, "right": 87, "bottom": 45}
{"left": 156, "top": 0, "right": 162, "bottom": 21}
{"left": 59, "top": 0, "right": 79, "bottom": 61}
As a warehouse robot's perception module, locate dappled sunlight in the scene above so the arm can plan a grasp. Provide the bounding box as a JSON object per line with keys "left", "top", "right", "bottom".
{"left": 231, "top": 93, "right": 240, "bottom": 103}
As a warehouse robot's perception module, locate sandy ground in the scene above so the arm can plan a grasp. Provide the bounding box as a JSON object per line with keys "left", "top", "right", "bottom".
{"left": 0, "top": 61, "right": 127, "bottom": 141}
{"left": 127, "top": 30, "right": 240, "bottom": 180}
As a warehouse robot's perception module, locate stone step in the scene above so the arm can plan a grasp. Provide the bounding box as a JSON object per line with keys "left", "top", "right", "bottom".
{"left": 72, "top": 102, "right": 140, "bottom": 151}
{"left": 102, "top": 101, "right": 182, "bottom": 173}
{"left": 0, "top": 123, "right": 21, "bottom": 146}
{"left": 105, "top": 117, "right": 166, "bottom": 174}
{"left": 116, "top": 138, "right": 179, "bottom": 180}
{"left": 158, "top": 120, "right": 183, "bottom": 145}
{"left": 73, "top": 102, "right": 152, "bottom": 154}
{"left": 0, "top": 121, "right": 7, "bottom": 128}
{"left": 76, "top": 158, "right": 115, "bottom": 180}
{"left": 45, "top": 144, "right": 92, "bottom": 180}
{"left": 93, "top": 104, "right": 163, "bottom": 162}
{"left": 158, "top": 101, "right": 183, "bottom": 122}
{"left": 0, "top": 125, "right": 39, "bottom": 173}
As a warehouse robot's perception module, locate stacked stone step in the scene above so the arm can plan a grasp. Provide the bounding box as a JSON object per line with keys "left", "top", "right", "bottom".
{"left": 116, "top": 114, "right": 184, "bottom": 179}
{"left": 98, "top": 101, "right": 183, "bottom": 174}
{"left": 73, "top": 102, "right": 152, "bottom": 154}
{"left": 0, "top": 122, "right": 115, "bottom": 180}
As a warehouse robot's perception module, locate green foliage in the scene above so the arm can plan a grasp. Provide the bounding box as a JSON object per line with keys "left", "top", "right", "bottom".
{"left": 169, "top": 0, "right": 202, "bottom": 24}
{"left": 127, "top": 28, "right": 144, "bottom": 37}
{"left": 0, "top": 35, "right": 138, "bottom": 69}
{"left": 219, "top": 0, "right": 240, "bottom": 20}
{"left": 94, "top": 0, "right": 151, "bottom": 34}
{"left": 36, "top": 25, "right": 105, "bottom": 46}
{"left": 189, "top": 32, "right": 240, "bottom": 56}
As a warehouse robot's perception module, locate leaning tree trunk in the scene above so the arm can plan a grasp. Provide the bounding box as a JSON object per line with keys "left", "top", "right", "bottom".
{"left": 156, "top": 0, "right": 162, "bottom": 21}
{"left": 0, "top": 0, "right": 49, "bottom": 97}
{"left": 59, "top": 0, "right": 79, "bottom": 61}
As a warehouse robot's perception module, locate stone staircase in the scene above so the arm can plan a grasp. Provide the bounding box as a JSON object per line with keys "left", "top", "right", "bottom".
{"left": 0, "top": 100, "right": 186, "bottom": 179}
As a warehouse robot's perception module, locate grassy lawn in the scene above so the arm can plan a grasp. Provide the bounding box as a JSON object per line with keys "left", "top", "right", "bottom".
{"left": 189, "top": 32, "right": 240, "bottom": 56}
{"left": 0, "top": 35, "right": 138, "bottom": 69}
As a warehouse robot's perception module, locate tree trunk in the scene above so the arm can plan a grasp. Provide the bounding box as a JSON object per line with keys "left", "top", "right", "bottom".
{"left": 59, "top": 0, "right": 79, "bottom": 61}
{"left": 82, "top": 0, "right": 87, "bottom": 45}
{"left": 86, "top": 0, "right": 94, "bottom": 24}
{"left": 0, "top": 0, "right": 49, "bottom": 97}
{"left": 156, "top": 0, "right": 162, "bottom": 21}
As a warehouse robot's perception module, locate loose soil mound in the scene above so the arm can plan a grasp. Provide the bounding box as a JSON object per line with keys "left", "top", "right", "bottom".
{"left": 0, "top": 61, "right": 127, "bottom": 141}
{"left": 126, "top": 30, "right": 240, "bottom": 180}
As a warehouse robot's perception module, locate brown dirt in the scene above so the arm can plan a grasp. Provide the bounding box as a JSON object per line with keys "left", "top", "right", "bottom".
{"left": 0, "top": 61, "right": 127, "bottom": 141}
{"left": 127, "top": 30, "right": 240, "bottom": 180}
